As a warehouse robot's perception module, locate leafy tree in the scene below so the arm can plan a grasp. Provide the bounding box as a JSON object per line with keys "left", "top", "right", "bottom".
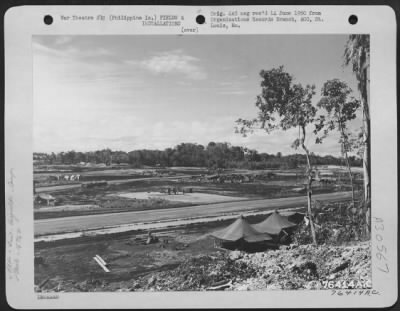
{"left": 112, "top": 151, "right": 129, "bottom": 164}
{"left": 34, "top": 142, "right": 361, "bottom": 170}
{"left": 206, "top": 142, "right": 231, "bottom": 169}
{"left": 64, "top": 150, "right": 76, "bottom": 164}
{"left": 315, "top": 79, "right": 360, "bottom": 208}
{"left": 49, "top": 152, "right": 56, "bottom": 164}
{"left": 236, "top": 66, "right": 318, "bottom": 245}
{"left": 163, "top": 148, "right": 174, "bottom": 166}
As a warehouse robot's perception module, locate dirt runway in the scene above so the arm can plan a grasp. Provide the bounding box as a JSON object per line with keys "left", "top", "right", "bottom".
{"left": 35, "top": 191, "right": 351, "bottom": 236}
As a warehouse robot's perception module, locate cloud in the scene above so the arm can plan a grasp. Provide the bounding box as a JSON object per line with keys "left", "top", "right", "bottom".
{"left": 218, "top": 90, "right": 247, "bottom": 95}
{"left": 216, "top": 80, "right": 248, "bottom": 96}
{"left": 32, "top": 39, "right": 114, "bottom": 62}
{"left": 33, "top": 39, "right": 144, "bottom": 90}
{"left": 33, "top": 107, "right": 345, "bottom": 156}
{"left": 128, "top": 50, "right": 207, "bottom": 80}
{"left": 54, "top": 36, "right": 73, "bottom": 45}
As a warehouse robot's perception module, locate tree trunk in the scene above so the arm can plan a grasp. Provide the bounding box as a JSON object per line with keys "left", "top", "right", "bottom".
{"left": 361, "top": 61, "right": 371, "bottom": 234}
{"left": 301, "top": 126, "right": 317, "bottom": 245}
{"left": 362, "top": 100, "right": 371, "bottom": 203}
{"left": 339, "top": 125, "right": 356, "bottom": 209}
{"left": 343, "top": 149, "right": 355, "bottom": 207}
{"left": 306, "top": 180, "right": 317, "bottom": 244}
{"left": 362, "top": 105, "right": 371, "bottom": 234}
{"left": 338, "top": 115, "right": 356, "bottom": 209}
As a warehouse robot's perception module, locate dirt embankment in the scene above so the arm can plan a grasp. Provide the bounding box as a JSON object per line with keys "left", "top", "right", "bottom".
{"left": 37, "top": 241, "right": 371, "bottom": 292}
{"left": 230, "top": 242, "right": 371, "bottom": 290}
{"left": 134, "top": 242, "right": 371, "bottom": 291}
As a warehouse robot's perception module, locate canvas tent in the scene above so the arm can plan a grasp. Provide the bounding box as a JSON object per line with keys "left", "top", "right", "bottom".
{"left": 280, "top": 211, "right": 306, "bottom": 225}
{"left": 210, "top": 215, "right": 273, "bottom": 250}
{"left": 253, "top": 210, "right": 297, "bottom": 235}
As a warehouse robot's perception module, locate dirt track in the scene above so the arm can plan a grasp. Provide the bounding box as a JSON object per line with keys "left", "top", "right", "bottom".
{"left": 35, "top": 191, "right": 351, "bottom": 236}
{"left": 35, "top": 174, "right": 197, "bottom": 193}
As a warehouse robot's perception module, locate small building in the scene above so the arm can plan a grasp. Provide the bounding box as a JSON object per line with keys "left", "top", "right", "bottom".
{"left": 35, "top": 193, "right": 56, "bottom": 206}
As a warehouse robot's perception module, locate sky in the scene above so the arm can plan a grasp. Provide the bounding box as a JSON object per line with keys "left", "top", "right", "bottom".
{"left": 33, "top": 35, "right": 362, "bottom": 156}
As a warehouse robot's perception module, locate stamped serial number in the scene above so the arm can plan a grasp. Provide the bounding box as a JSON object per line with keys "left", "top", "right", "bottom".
{"left": 320, "top": 280, "right": 372, "bottom": 289}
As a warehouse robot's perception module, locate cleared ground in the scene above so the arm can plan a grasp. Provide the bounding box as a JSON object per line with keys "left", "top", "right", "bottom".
{"left": 35, "top": 174, "right": 194, "bottom": 193}
{"left": 35, "top": 229, "right": 219, "bottom": 291}
{"left": 34, "top": 206, "right": 371, "bottom": 292}
{"left": 34, "top": 212, "right": 275, "bottom": 291}
{"left": 35, "top": 191, "right": 351, "bottom": 236}
{"left": 112, "top": 191, "right": 249, "bottom": 203}
{"left": 33, "top": 165, "right": 366, "bottom": 292}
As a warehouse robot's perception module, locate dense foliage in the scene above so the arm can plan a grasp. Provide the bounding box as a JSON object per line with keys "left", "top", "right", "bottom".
{"left": 33, "top": 142, "right": 362, "bottom": 169}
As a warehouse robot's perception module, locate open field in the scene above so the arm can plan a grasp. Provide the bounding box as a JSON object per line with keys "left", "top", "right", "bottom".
{"left": 34, "top": 212, "right": 287, "bottom": 291}
{"left": 34, "top": 165, "right": 360, "bottom": 221}
{"left": 112, "top": 192, "right": 249, "bottom": 203}
{"left": 34, "top": 174, "right": 194, "bottom": 193}
{"left": 34, "top": 166, "right": 210, "bottom": 185}
{"left": 35, "top": 229, "right": 220, "bottom": 291}
{"left": 33, "top": 165, "right": 364, "bottom": 292}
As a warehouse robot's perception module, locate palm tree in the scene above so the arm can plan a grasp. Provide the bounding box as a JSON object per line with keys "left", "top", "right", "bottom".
{"left": 343, "top": 35, "right": 370, "bottom": 233}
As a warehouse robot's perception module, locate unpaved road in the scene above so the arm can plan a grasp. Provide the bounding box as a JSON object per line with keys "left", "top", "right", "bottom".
{"left": 35, "top": 174, "right": 197, "bottom": 193}
{"left": 35, "top": 191, "right": 351, "bottom": 236}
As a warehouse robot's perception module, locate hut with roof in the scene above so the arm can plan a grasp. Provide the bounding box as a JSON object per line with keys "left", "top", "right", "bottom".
{"left": 34, "top": 193, "right": 56, "bottom": 206}
{"left": 210, "top": 215, "right": 274, "bottom": 251}
{"left": 253, "top": 210, "right": 298, "bottom": 244}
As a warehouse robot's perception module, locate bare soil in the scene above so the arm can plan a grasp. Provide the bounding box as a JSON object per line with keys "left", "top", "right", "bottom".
{"left": 34, "top": 175, "right": 342, "bottom": 219}
{"left": 34, "top": 229, "right": 221, "bottom": 292}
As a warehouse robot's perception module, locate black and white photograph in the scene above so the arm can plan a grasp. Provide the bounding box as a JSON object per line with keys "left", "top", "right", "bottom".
{"left": 4, "top": 5, "right": 397, "bottom": 308}
{"left": 32, "top": 34, "right": 373, "bottom": 292}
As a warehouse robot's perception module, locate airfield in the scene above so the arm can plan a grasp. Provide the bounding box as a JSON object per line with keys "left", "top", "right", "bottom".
{"left": 34, "top": 164, "right": 361, "bottom": 291}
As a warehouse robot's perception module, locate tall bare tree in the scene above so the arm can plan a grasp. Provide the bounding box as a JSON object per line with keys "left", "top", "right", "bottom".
{"left": 343, "top": 35, "right": 370, "bottom": 201}
{"left": 343, "top": 35, "right": 370, "bottom": 233}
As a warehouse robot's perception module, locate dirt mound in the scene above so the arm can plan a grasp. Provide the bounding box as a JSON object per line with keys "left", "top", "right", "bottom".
{"left": 230, "top": 241, "right": 371, "bottom": 290}
{"left": 37, "top": 241, "right": 371, "bottom": 292}
{"left": 133, "top": 253, "right": 258, "bottom": 291}
{"left": 131, "top": 241, "right": 371, "bottom": 291}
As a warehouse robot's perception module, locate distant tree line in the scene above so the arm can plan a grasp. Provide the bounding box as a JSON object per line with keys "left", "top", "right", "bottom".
{"left": 33, "top": 142, "right": 362, "bottom": 169}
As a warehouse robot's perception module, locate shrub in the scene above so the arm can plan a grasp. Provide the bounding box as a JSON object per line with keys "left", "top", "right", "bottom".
{"left": 293, "top": 199, "right": 370, "bottom": 246}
